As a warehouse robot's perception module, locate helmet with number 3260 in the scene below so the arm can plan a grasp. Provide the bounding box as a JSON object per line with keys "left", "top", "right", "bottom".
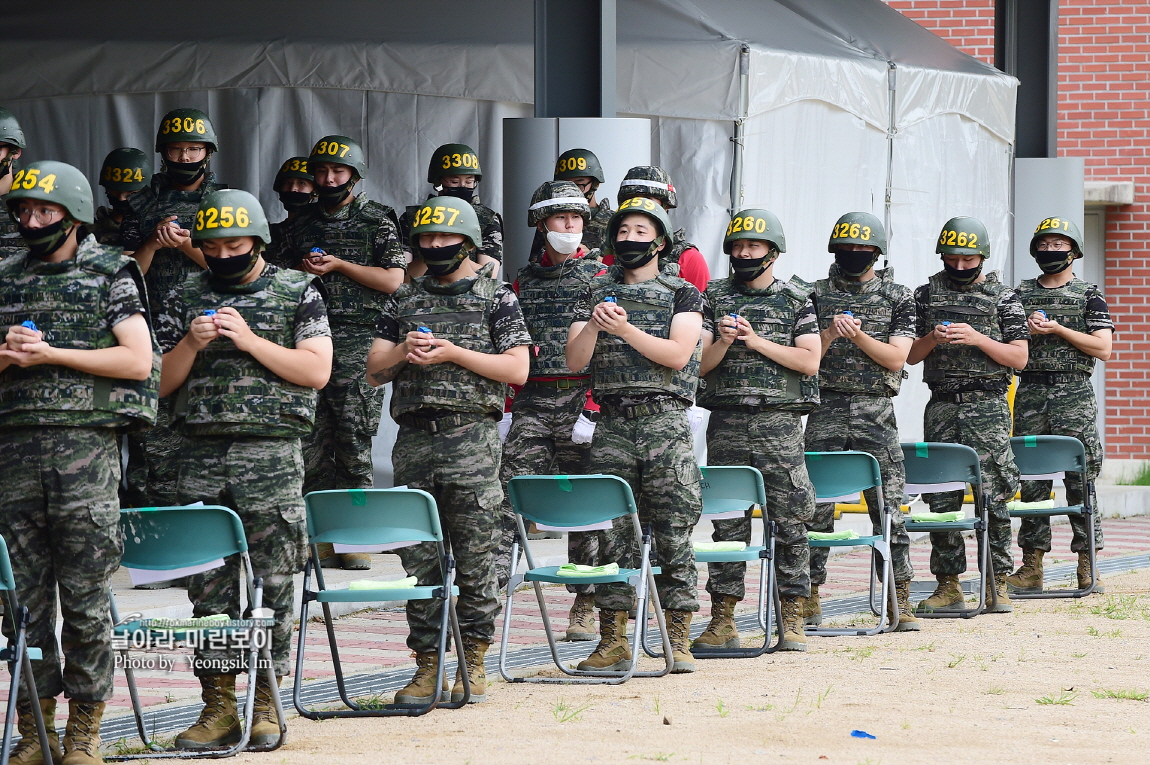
{"left": 936, "top": 216, "right": 990, "bottom": 258}
{"left": 723, "top": 208, "right": 785, "bottom": 254}
{"left": 192, "top": 189, "right": 270, "bottom": 246}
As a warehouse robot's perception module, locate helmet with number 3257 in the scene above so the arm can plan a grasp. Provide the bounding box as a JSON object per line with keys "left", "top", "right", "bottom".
{"left": 409, "top": 196, "right": 482, "bottom": 251}
{"left": 6, "top": 161, "right": 94, "bottom": 224}
{"left": 192, "top": 189, "right": 270, "bottom": 246}
{"left": 936, "top": 216, "right": 990, "bottom": 258}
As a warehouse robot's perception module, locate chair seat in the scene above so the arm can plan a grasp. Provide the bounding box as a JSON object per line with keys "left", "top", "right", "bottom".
{"left": 1, "top": 646, "right": 42, "bottom": 661}
{"left": 808, "top": 534, "right": 882, "bottom": 548}
{"left": 702, "top": 498, "right": 755, "bottom": 516}
{"left": 693, "top": 546, "right": 765, "bottom": 563}
{"left": 524, "top": 565, "right": 660, "bottom": 585}
{"left": 316, "top": 585, "right": 459, "bottom": 603}
{"left": 1009, "top": 504, "right": 1084, "bottom": 518}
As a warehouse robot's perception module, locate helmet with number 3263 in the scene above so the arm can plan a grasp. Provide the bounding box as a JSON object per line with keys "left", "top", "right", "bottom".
{"left": 936, "top": 216, "right": 990, "bottom": 258}
{"left": 6, "top": 160, "right": 94, "bottom": 224}
{"left": 828, "top": 212, "right": 886, "bottom": 255}
{"left": 192, "top": 189, "right": 270, "bottom": 246}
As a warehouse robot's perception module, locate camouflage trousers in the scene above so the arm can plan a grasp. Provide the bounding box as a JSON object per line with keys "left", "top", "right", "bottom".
{"left": 123, "top": 398, "right": 183, "bottom": 507}
{"left": 592, "top": 409, "right": 702, "bottom": 613}
{"left": 177, "top": 437, "right": 309, "bottom": 678}
{"left": 706, "top": 409, "right": 813, "bottom": 599}
{"left": 804, "top": 392, "right": 914, "bottom": 584}
{"left": 393, "top": 418, "right": 503, "bottom": 652}
{"left": 923, "top": 392, "right": 1019, "bottom": 578}
{"left": 1013, "top": 376, "right": 1104, "bottom": 553}
{"left": 303, "top": 375, "right": 385, "bottom": 494}
{"left": 0, "top": 427, "right": 123, "bottom": 701}
{"left": 495, "top": 383, "right": 595, "bottom": 593}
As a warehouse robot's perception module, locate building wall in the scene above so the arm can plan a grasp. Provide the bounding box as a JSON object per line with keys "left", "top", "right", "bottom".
{"left": 885, "top": 0, "right": 1150, "bottom": 461}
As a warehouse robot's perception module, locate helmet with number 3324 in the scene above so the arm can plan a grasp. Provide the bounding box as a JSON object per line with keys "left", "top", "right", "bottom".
{"left": 936, "top": 216, "right": 990, "bottom": 258}
{"left": 427, "top": 143, "right": 482, "bottom": 184}
{"left": 192, "top": 189, "right": 270, "bottom": 246}
{"left": 99, "top": 148, "right": 153, "bottom": 193}
{"left": 6, "top": 161, "right": 94, "bottom": 224}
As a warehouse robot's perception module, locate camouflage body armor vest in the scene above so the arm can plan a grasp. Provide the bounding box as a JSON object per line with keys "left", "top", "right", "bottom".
{"left": 815, "top": 266, "right": 908, "bottom": 396}
{"left": 588, "top": 266, "right": 700, "bottom": 403}
{"left": 516, "top": 256, "right": 600, "bottom": 377}
{"left": 390, "top": 273, "right": 507, "bottom": 417}
{"left": 0, "top": 236, "right": 160, "bottom": 430}
{"left": 922, "top": 270, "right": 1011, "bottom": 385}
{"left": 1017, "top": 277, "right": 1096, "bottom": 374}
{"left": 172, "top": 265, "right": 317, "bottom": 438}
{"left": 699, "top": 275, "right": 819, "bottom": 412}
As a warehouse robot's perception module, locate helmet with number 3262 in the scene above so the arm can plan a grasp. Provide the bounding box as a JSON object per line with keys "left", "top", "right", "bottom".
{"left": 936, "top": 216, "right": 990, "bottom": 258}
{"left": 192, "top": 189, "right": 270, "bottom": 246}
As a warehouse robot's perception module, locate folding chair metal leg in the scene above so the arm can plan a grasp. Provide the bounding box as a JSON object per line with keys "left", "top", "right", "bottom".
{"left": 915, "top": 502, "right": 993, "bottom": 619}
{"left": 2, "top": 606, "right": 53, "bottom": 765}
{"left": 1010, "top": 482, "right": 1099, "bottom": 599}
{"left": 689, "top": 545, "right": 782, "bottom": 659}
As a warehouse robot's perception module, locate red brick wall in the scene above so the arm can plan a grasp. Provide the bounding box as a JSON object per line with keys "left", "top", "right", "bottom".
{"left": 886, "top": 0, "right": 1150, "bottom": 459}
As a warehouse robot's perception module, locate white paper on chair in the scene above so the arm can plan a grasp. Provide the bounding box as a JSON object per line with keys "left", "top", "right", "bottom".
{"left": 707, "top": 510, "right": 750, "bottom": 520}
{"left": 127, "top": 560, "right": 224, "bottom": 586}
{"left": 904, "top": 482, "right": 967, "bottom": 494}
{"left": 816, "top": 494, "right": 863, "bottom": 503}
{"left": 333, "top": 542, "right": 417, "bottom": 553}
{"left": 535, "top": 521, "right": 613, "bottom": 532}
{"left": 1019, "top": 472, "right": 1065, "bottom": 481}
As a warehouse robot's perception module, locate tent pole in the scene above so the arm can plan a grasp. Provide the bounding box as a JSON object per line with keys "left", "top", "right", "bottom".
{"left": 884, "top": 61, "right": 897, "bottom": 265}
{"left": 729, "top": 45, "right": 750, "bottom": 215}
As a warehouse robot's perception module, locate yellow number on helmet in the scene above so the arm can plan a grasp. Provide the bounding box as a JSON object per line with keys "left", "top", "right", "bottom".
{"left": 451, "top": 153, "right": 462, "bottom": 168}
{"left": 742, "top": 216, "right": 754, "bottom": 232}
{"left": 219, "top": 206, "right": 234, "bottom": 227}
{"left": 861, "top": 226, "right": 871, "bottom": 240}
{"left": 339, "top": 144, "right": 350, "bottom": 158}
{"left": 38, "top": 174, "right": 56, "bottom": 194}
{"left": 205, "top": 208, "right": 219, "bottom": 228}
{"left": 195, "top": 119, "right": 205, "bottom": 134}
{"left": 446, "top": 207, "right": 460, "bottom": 225}
{"left": 967, "top": 234, "right": 978, "bottom": 246}
{"left": 957, "top": 232, "right": 968, "bottom": 247}
{"left": 730, "top": 217, "right": 743, "bottom": 233}
{"left": 849, "top": 223, "right": 860, "bottom": 238}
{"left": 577, "top": 157, "right": 587, "bottom": 170}
{"left": 431, "top": 206, "right": 446, "bottom": 224}
{"left": 22, "top": 169, "right": 40, "bottom": 189}
{"left": 236, "top": 207, "right": 249, "bottom": 227}
{"left": 442, "top": 155, "right": 452, "bottom": 169}
{"left": 195, "top": 210, "right": 204, "bottom": 230}
{"left": 755, "top": 217, "right": 767, "bottom": 234}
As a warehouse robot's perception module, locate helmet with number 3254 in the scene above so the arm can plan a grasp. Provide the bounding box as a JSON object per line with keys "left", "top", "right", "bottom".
{"left": 936, "top": 216, "right": 990, "bottom": 258}
{"left": 723, "top": 208, "right": 785, "bottom": 254}
{"left": 427, "top": 143, "right": 482, "bottom": 184}
{"left": 155, "top": 108, "right": 218, "bottom": 153}
{"left": 192, "top": 189, "right": 270, "bottom": 246}
{"left": 99, "top": 148, "right": 153, "bottom": 193}
{"left": 409, "top": 195, "right": 482, "bottom": 251}
{"left": 6, "top": 161, "right": 94, "bottom": 224}
{"left": 309, "top": 135, "right": 367, "bottom": 180}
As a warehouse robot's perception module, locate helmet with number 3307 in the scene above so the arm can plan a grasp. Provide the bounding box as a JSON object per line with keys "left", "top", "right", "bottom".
{"left": 309, "top": 135, "right": 367, "bottom": 180}
{"left": 935, "top": 216, "right": 990, "bottom": 258}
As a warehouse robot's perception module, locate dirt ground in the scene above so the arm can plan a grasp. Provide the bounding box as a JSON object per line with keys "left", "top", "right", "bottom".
{"left": 230, "top": 569, "right": 1150, "bottom": 765}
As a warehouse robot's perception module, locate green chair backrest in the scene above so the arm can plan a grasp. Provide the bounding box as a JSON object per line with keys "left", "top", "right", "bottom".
{"left": 1010, "top": 435, "right": 1086, "bottom": 476}
{"left": 305, "top": 489, "right": 443, "bottom": 546}
{"left": 699, "top": 465, "right": 766, "bottom": 515}
{"left": 120, "top": 506, "right": 247, "bottom": 572}
{"left": 0, "top": 534, "right": 14, "bottom": 592}
{"left": 804, "top": 451, "right": 882, "bottom": 500}
{"left": 900, "top": 442, "right": 982, "bottom": 487}
{"left": 507, "top": 474, "right": 637, "bottom": 528}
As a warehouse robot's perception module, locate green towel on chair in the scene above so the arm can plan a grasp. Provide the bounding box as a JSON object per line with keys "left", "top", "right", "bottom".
{"left": 1007, "top": 500, "right": 1055, "bottom": 511}
{"left": 555, "top": 563, "right": 620, "bottom": 578}
{"left": 909, "top": 511, "right": 965, "bottom": 522}
{"left": 807, "top": 530, "right": 859, "bottom": 541}
{"left": 347, "top": 576, "right": 417, "bottom": 590}
{"left": 694, "top": 541, "right": 748, "bottom": 553}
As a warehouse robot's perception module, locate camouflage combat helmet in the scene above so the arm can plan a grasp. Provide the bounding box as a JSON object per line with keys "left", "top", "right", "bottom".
{"left": 554, "top": 148, "right": 605, "bottom": 183}
{"left": 724, "top": 208, "right": 785, "bottom": 254}
{"left": 155, "top": 108, "right": 218, "bottom": 153}
{"left": 602, "top": 196, "right": 672, "bottom": 257}
{"left": 192, "top": 189, "right": 271, "bottom": 246}
{"left": 427, "top": 143, "right": 482, "bottom": 184}
{"left": 99, "top": 148, "right": 153, "bottom": 193}
{"left": 409, "top": 195, "right": 482, "bottom": 251}
{"left": 0, "top": 107, "right": 26, "bottom": 150}
{"left": 273, "top": 156, "right": 314, "bottom": 190}
{"left": 309, "top": 135, "right": 367, "bottom": 179}
{"left": 936, "top": 216, "right": 990, "bottom": 258}
{"left": 528, "top": 180, "right": 590, "bottom": 227}
{"left": 618, "top": 166, "right": 677, "bottom": 209}
{"left": 828, "top": 212, "right": 886, "bottom": 255}
{"left": 6, "top": 161, "right": 94, "bottom": 224}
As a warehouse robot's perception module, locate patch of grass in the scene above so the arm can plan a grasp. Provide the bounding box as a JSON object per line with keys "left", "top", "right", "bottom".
{"left": 1072, "top": 652, "right": 1088, "bottom": 658}
{"left": 774, "top": 688, "right": 803, "bottom": 721}
{"left": 986, "top": 685, "right": 1005, "bottom": 695}
{"left": 814, "top": 685, "right": 834, "bottom": 709}
{"left": 352, "top": 693, "right": 390, "bottom": 710}
{"left": 552, "top": 699, "right": 592, "bottom": 723}
{"left": 715, "top": 699, "right": 730, "bottom": 718}
{"left": 1090, "top": 594, "right": 1149, "bottom": 621}
{"left": 850, "top": 646, "right": 875, "bottom": 662}
{"left": 914, "top": 641, "right": 936, "bottom": 652}
{"left": 1117, "top": 462, "right": 1150, "bottom": 485}
{"left": 901, "top": 719, "right": 911, "bottom": 730}
{"left": 744, "top": 703, "right": 774, "bottom": 712}
{"left": 629, "top": 754, "right": 675, "bottom": 762}
{"left": 653, "top": 695, "right": 661, "bottom": 714}
{"left": 946, "top": 654, "right": 966, "bottom": 669}
{"left": 1091, "top": 688, "right": 1149, "bottom": 701}
{"left": 1036, "top": 690, "right": 1077, "bottom": 706}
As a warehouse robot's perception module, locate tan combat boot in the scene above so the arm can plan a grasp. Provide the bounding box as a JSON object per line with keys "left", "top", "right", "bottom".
{"left": 249, "top": 675, "right": 283, "bottom": 748}
{"left": 802, "top": 584, "right": 822, "bottom": 626}
{"left": 985, "top": 574, "right": 1013, "bottom": 613}
{"left": 664, "top": 610, "right": 695, "bottom": 673}
{"left": 778, "top": 596, "right": 808, "bottom": 652}
{"left": 394, "top": 653, "right": 448, "bottom": 705}
{"left": 576, "top": 609, "right": 631, "bottom": 671}
{"left": 691, "top": 594, "right": 739, "bottom": 651}
{"left": 886, "top": 581, "right": 920, "bottom": 632}
{"left": 450, "top": 637, "right": 490, "bottom": 703}
{"left": 10, "top": 698, "right": 63, "bottom": 765}
{"left": 1077, "top": 551, "right": 1104, "bottom": 593}
{"left": 175, "top": 675, "right": 241, "bottom": 750}
{"left": 1005, "top": 548, "right": 1044, "bottom": 593}
{"left": 566, "top": 593, "right": 597, "bottom": 641}
{"left": 915, "top": 575, "right": 964, "bottom": 613}
{"left": 316, "top": 542, "right": 339, "bottom": 569}
{"left": 339, "top": 553, "right": 372, "bottom": 571}
{"left": 61, "top": 700, "right": 104, "bottom": 765}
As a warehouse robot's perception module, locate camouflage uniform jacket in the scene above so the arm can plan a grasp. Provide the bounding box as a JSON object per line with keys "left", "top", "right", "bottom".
{"left": 0, "top": 200, "right": 22, "bottom": 260}
{"left": 516, "top": 254, "right": 601, "bottom": 378}
{"left": 1016, "top": 276, "right": 1109, "bottom": 374}
{"left": 583, "top": 198, "right": 614, "bottom": 252}
{"left": 89, "top": 206, "right": 123, "bottom": 247}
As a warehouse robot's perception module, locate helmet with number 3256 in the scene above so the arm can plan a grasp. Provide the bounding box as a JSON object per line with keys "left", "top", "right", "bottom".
{"left": 936, "top": 216, "right": 990, "bottom": 258}
{"left": 192, "top": 189, "right": 270, "bottom": 246}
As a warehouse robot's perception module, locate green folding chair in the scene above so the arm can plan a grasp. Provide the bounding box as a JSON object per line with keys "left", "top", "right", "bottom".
{"left": 804, "top": 451, "right": 897, "bottom": 636}
{"left": 0, "top": 534, "right": 52, "bottom": 765}
{"left": 498, "top": 474, "right": 674, "bottom": 684}
{"left": 109, "top": 505, "right": 284, "bottom": 759}
{"left": 687, "top": 466, "right": 780, "bottom": 658}
{"left": 292, "top": 488, "right": 467, "bottom": 717}
{"left": 901, "top": 442, "right": 994, "bottom": 618}
{"left": 1008, "top": 435, "right": 1098, "bottom": 598}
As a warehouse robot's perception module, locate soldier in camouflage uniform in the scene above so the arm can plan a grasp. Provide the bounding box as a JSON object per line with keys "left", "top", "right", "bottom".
{"left": 367, "top": 196, "right": 531, "bottom": 705}
{"left": 90, "top": 148, "right": 153, "bottom": 247}
{"left": 1006, "top": 217, "right": 1113, "bottom": 594}
{"left": 157, "top": 190, "right": 332, "bottom": 750}
{"left": 616, "top": 166, "right": 710, "bottom": 291}
{"left": 908, "top": 216, "right": 1029, "bottom": 614}
{"left": 119, "top": 108, "right": 224, "bottom": 512}
{"left": 693, "top": 208, "right": 820, "bottom": 654}
{"left": 0, "top": 161, "right": 159, "bottom": 765}
{"left": 0, "top": 107, "right": 27, "bottom": 260}
{"left": 264, "top": 156, "right": 315, "bottom": 269}
{"left": 400, "top": 144, "right": 504, "bottom": 278}
{"left": 494, "top": 181, "right": 601, "bottom": 641}
{"left": 529, "top": 148, "right": 613, "bottom": 258}
{"left": 285, "top": 135, "right": 406, "bottom": 570}
{"left": 803, "top": 213, "right": 919, "bottom": 631}
{"left": 566, "top": 196, "right": 705, "bottom": 674}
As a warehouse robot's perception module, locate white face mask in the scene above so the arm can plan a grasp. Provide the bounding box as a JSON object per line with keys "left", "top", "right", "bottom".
{"left": 546, "top": 230, "right": 582, "bottom": 255}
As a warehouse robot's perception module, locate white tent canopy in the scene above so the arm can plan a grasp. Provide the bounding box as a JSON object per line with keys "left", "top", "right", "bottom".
{"left": 3, "top": 0, "right": 1016, "bottom": 463}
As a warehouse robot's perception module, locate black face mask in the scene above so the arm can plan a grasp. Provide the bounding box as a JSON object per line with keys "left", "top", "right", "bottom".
{"left": 278, "top": 190, "right": 312, "bottom": 213}
{"left": 204, "top": 249, "right": 257, "bottom": 283}
{"left": 19, "top": 220, "right": 73, "bottom": 259}
{"left": 730, "top": 253, "right": 775, "bottom": 282}
{"left": 439, "top": 185, "right": 476, "bottom": 203}
{"left": 614, "top": 238, "right": 660, "bottom": 269}
{"left": 581, "top": 182, "right": 599, "bottom": 202}
{"left": 109, "top": 195, "right": 134, "bottom": 215}
{"left": 317, "top": 180, "right": 354, "bottom": 208}
{"left": 1034, "top": 249, "right": 1075, "bottom": 275}
{"left": 164, "top": 158, "right": 208, "bottom": 186}
{"left": 420, "top": 243, "right": 467, "bottom": 276}
{"left": 834, "top": 248, "right": 878, "bottom": 277}
{"left": 943, "top": 261, "right": 983, "bottom": 285}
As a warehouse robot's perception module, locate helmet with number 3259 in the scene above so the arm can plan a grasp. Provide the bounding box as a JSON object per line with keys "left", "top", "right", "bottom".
{"left": 6, "top": 161, "right": 94, "bottom": 224}
{"left": 192, "top": 189, "right": 270, "bottom": 246}
{"left": 936, "top": 216, "right": 990, "bottom": 258}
